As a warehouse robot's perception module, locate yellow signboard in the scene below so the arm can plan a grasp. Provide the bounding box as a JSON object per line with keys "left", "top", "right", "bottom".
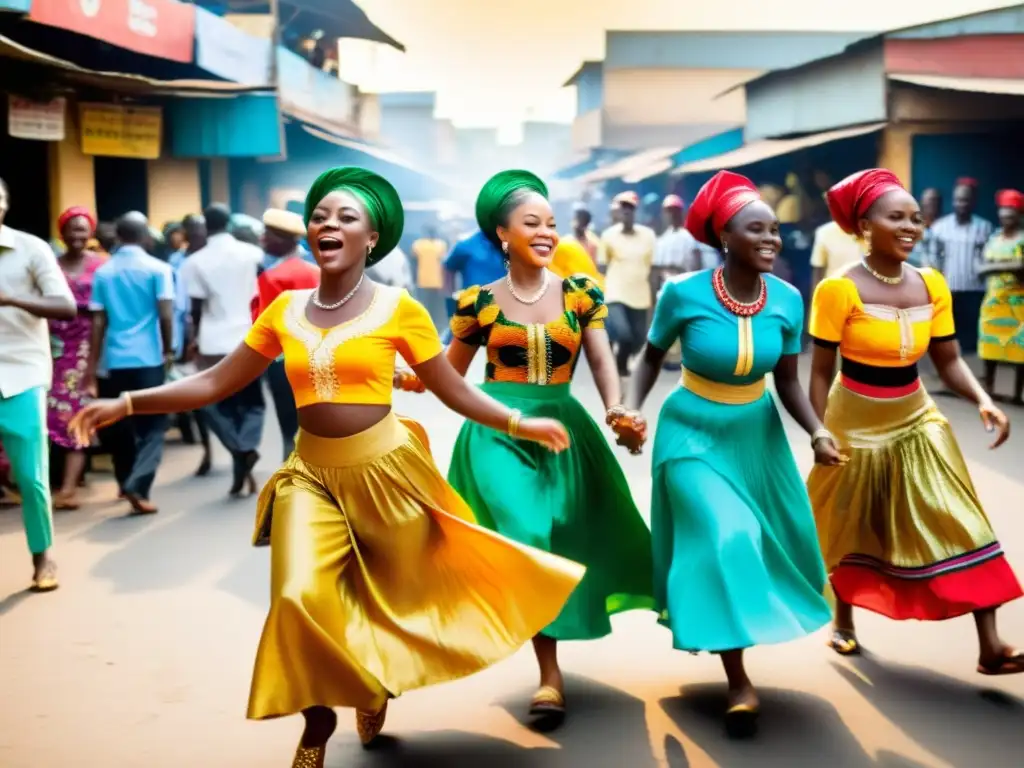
{"left": 79, "top": 103, "right": 162, "bottom": 160}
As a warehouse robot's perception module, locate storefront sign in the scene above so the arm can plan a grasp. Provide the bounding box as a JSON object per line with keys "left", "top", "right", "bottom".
{"left": 29, "top": 0, "right": 196, "bottom": 63}
{"left": 194, "top": 7, "right": 271, "bottom": 86}
{"left": 80, "top": 103, "right": 162, "bottom": 159}
{"left": 8, "top": 95, "right": 66, "bottom": 140}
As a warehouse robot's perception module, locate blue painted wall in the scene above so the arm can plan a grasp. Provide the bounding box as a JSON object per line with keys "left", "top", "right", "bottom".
{"left": 673, "top": 127, "right": 745, "bottom": 166}
{"left": 574, "top": 63, "right": 604, "bottom": 115}
{"left": 911, "top": 130, "right": 1024, "bottom": 223}
{"left": 604, "top": 30, "right": 870, "bottom": 70}
{"left": 168, "top": 95, "right": 282, "bottom": 158}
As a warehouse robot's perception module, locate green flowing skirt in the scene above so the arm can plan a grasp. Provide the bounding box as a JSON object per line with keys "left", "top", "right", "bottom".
{"left": 448, "top": 382, "right": 655, "bottom": 641}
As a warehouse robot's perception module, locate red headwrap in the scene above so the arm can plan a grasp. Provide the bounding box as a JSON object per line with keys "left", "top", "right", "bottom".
{"left": 684, "top": 170, "right": 761, "bottom": 245}
{"left": 57, "top": 206, "right": 97, "bottom": 235}
{"left": 995, "top": 189, "right": 1024, "bottom": 212}
{"left": 825, "top": 169, "right": 905, "bottom": 235}
{"left": 956, "top": 177, "right": 979, "bottom": 188}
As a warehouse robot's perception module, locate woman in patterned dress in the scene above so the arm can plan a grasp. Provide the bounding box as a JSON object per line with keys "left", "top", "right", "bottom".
{"left": 49, "top": 207, "right": 104, "bottom": 510}
{"left": 977, "top": 189, "right": 1024, "bottom": 404}
{"left": 397, "top": 170, "right": 653, "bottom": 728}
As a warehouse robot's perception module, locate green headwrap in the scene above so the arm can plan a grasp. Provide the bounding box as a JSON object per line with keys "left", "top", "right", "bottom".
{"left": 303, "top": 166, "right": 404, "bottom": 266}
{"left": 475, "top": 169, "right": 549, "bottom": 247}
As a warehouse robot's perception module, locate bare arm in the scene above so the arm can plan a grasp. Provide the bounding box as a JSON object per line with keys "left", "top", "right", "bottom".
{"left": 0, "top": 293, "right": 76, "bottom": 320}
{"left": 929, "top": 338, "right": 987, "bottom": 404}
{"left": 808, "top": 344, "right": 836, "bottom": 421}
{"left": 124, "top": 344, "right": 271, "bottom": 414}
{"left": 412, "top": 353, "right": 518, "bottom": 432}
{"left": 158, "top": 299, "right": 173, "bottom": 358}
{"left": 445, "top": 338, "right": 478, "bottom": 378}
{"left": 189, "top": 298, "right": 203, "bottom": 351}
{"left": 85, "top": 310, "right": 107, "bottom": 389}
{"left": 624, "top": 342, "right": 668, "bottom": 412}
{"left": 773, "top": 354, "right": 823, "bottom": 435}
{"left": 582, "top": 327, "right": 621, "bottom": 411}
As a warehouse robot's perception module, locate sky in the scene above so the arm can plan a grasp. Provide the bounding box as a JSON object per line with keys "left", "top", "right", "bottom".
{"left": 338, "top": 0, "right": 1018, "bottom": 142}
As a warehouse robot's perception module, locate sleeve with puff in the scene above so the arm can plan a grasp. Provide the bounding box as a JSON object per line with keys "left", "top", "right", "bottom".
{"left": 567, "top": 274, "right": 608, "bottom": 329}
{"left": 808, "top": 277, "right": 853, "bottom": 349}
{"left": 395, "top": 291, "right": 443, "bottom": 365}
{"left": 647, "top": 277, "right": 686, "bottom": 351}
{"left": 921, "top": 268, "right": 956, "bottom": 342}
{"left": 244, "top": 292, "right": 286, "bottom": 359}
{"left": 448, "top": 285, "right": 485, "bottom": 346}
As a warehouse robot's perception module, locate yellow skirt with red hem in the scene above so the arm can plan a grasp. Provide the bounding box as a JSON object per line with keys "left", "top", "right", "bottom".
{"left": 807, "top": 379, "right": 1022, "bottom": 621}
{"left": 246, "top": 413, "right": 585, "bottom": 720}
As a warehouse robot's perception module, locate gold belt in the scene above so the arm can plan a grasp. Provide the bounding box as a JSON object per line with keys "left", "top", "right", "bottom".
{"left": 680, "top": 367, "right": 766, "bottom": 405}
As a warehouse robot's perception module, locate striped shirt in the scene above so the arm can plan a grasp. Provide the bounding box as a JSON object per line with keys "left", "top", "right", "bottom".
{"left": 930, "top": 214, "right": 992, "bottom": 292}
{"left": 653, "top": 227, "right": 697, "bottom": 270}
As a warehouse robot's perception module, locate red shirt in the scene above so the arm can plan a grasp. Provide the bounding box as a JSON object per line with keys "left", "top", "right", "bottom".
{"left": 252, "top": 257, "right": 320, "bottom": 321}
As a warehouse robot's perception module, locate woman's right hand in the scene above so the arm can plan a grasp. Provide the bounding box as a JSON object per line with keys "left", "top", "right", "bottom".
{"left": 68, "top": 398, "right": 128, "bottom": 448}
{"left": 517, "top": 417, "right": 571, "bottom": 453}
{"left": 393, "top": 369, "right": 426, "bottom": 393}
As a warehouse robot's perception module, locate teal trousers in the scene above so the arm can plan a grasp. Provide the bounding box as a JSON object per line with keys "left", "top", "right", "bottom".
{"left": 0, "top": 387, "right": 53, "bottom": 554}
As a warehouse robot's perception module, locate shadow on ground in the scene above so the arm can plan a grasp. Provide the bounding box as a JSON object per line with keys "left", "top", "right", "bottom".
{"left": 660, "top": 683, "right": 934, "bottom": 768}
{"left": 331, "top": 675, "right": 658, "bottom": 767}
{"left": 834, "top": 653, "right": 1024, "bottom": 767}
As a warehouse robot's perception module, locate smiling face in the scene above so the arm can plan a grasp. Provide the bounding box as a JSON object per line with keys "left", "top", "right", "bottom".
{"left": 862, "top": 189, "right": 924, "bottom": 262}
{"left": 496, "top": 192, "right": 559, "bottom": 268}
{"left": 721, "top": 200, "right": 782, "bottom": 273}
{"left": 306, "top": 190, "right": 379, "bottom": 274}
{"left": 61, "top": 215, "right": 92, "bottom": 253}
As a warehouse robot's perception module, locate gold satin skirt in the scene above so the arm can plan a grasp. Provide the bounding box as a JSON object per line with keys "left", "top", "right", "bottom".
{"left": 807, "top": 380, "right": 1022, "bottom": 621}
{"left": 246, "top": 413, "right": 586, "bottom": 720}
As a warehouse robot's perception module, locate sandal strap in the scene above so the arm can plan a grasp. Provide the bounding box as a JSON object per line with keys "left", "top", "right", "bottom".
{"left": 531, "top": 685, "right": 565, "bottom": 707}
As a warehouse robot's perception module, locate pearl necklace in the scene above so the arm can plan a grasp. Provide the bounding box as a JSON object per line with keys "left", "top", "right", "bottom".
{"left": 861, "top": 259, "right": 904, "bottom": 285}
{"left": 506, "top": 271, "right": 549, "bottom": 305}
{"left": 312, "top": 275, "right": 364, "bottom": 310}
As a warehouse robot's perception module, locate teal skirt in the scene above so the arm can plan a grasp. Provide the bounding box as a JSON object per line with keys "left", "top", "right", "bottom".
{"left": 652, "top": 386, "right": 831, "bottom": 653}
{"left": 448, "top": 382, "right": 655, "bottom": 641}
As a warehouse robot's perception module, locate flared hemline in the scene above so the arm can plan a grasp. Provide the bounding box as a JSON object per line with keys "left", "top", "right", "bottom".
{"left": 656, "top": 611, "right": 830, "bottom": 654}
{"left": 542, "top": 595, "right": 659, "bottom": 642}
{"left": 831, "top": 547, "right": 1023, "bottom": 621}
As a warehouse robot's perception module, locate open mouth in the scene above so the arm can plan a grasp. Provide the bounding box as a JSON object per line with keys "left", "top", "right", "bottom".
{"left": 896, "top": 235, "right": 916, "bottom": 250}
{"left": 756, "top": 246, "right": 777, "bottom": 258}
{"left": 318, "top": 236, "right": 342, "bottom": 254}
{"left": 530, "top": 241, "right": 554, "bottom": 257}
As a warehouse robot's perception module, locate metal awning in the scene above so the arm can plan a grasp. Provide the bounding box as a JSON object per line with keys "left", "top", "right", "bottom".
{"left": 889, "top": 74, "right": 1024, "bottom": 96}
{"left": 224, "top": 0, "right": 405, "bottom": 51}
{"left": 0, "top": 34, "right": 269, "bottom": 96}
{"left": 578, "top": 146, "right": 681, "bottom": 185}
{"left": 300, "top": 125, "right": 432, "bottom": 176}
{"left": 672, "top": 122, "right": 886, "bottom": 175}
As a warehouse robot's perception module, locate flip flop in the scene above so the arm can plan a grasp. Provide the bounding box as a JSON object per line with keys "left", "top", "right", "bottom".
{"left": 529, "top": 685, "right": 566, "bottom": 730}
{"left": 978, "top": 648, "right": 1024, "bottom": 676}
{"left": 725, "top": 702, "right": 760, "bottom": 739}
{"left": 828, "top": 628, "right": 861, "bottom": 656}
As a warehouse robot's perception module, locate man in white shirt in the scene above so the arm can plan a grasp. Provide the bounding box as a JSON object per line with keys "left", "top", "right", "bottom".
{"left": 809, "top": 220, "right": 864, "bottom": 297}
{"left": 598, "top": 191, "right": 657, "bottom": 376}
{"left": 652, "top": 195, "right": 698, "bottom": 371}
{"left": 182, "top": 203, "right": 265, "bottom": 497}
{"left": 0, "top": 176, "right": 76, "bottom": 590}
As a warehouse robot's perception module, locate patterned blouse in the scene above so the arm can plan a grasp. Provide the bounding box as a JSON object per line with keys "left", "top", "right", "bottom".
{"left": 450, "top": 274, "right": 607, "bottom": 385}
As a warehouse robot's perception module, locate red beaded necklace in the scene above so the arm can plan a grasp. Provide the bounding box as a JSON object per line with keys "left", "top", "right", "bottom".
{"left": 711, "top": 267, "right": 767, "bottom": 317}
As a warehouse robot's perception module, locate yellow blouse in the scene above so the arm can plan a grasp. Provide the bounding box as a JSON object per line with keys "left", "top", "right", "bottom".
{"left": 450, "top": 274, "right": 607, "bottom": 385}
{"left": 809, "top": 266, "right": 955, "bottom": 367}
{"left": 550, "top": 240, "right": 604, "bottom": 288}
{"left": 245, "top": 285, "right": 442, "bottom": 407}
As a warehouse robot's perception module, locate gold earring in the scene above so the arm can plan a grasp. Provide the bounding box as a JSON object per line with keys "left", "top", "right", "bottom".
{"left": 367, "top": 244, "right": 374, "bottom": 256}
{"left": 501, "top": 241, "right": 509, "bottom": 253}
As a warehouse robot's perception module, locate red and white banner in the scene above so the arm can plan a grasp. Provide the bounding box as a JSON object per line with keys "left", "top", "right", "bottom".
{"left": 29, "top": 0, "right": 196, "bottom": 63}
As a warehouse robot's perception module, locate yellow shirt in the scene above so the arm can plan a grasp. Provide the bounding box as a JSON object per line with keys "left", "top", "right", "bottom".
{"left": 411, "top": 238, "right": 447, "bottom": 289}
{"left": 597, "top": 223, "right": 657, "bottom": 309}
{"left": 810, "top": 222, "right": 863, "bottom": 279}
{"left": 809, "top": 267, "right": 955, "bottom": 367}
{"left": 244, "top": 285, "right": 441, "bottom": 407}
{"left": 550, "top": 240, "right": 603, "bottom": 288}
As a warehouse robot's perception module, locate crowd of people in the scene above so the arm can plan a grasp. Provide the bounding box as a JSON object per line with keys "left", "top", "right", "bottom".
{"left": 1, "top": 159, "right": 1021, "bottom": 767}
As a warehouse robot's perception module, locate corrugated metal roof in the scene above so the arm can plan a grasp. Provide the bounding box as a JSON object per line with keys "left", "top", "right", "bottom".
{"left": 889, "top": 73, "right": 1024, "bottom": 95}
{"left": 673, "top": 122, "right": 886, "bottom": 174}
{"left": 578, "top": 146, "right": 681, "bottom": 185}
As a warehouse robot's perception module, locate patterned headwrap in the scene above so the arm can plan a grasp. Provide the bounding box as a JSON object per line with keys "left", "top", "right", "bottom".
{"left": 475, "top": 169, "right": 548, "bottom": 247}
{"left": 57, "top": 206, "right": 97, "bottom": 235}
{"left": 303, "top": 166, "right": 404, "bottom": 266}
{"left": 684, "top": 170, "right": 761, "bottom": 245}
{"left": 826, "top": 169, "right": 905, "bottom": 235}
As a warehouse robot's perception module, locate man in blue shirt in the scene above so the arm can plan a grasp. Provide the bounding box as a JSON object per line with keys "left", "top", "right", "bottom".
{"left": 86, "top": 213, "right": 175, "bottom": 515}
{"left": 441, "top": 230, "right": 506, "bottom": 343}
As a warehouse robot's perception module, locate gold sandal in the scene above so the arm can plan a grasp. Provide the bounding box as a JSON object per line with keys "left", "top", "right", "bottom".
{"left": 290, "top": 744, "right": 325, "bottom": 768}
{"left": 828, "top": 627, "right": 860, "bottom": 656}
{"left": 31, "top": 562, "right": 59, "bottom": 593}
{"left": 356, "top": 700, "right": 388, "bottom": 747}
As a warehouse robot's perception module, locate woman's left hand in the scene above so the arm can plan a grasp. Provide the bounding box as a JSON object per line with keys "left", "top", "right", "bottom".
{"left": 813, "top": 437, "right": 846, "bottom": 466}
{"left": 979, "top": 401, "right": 1011, "bottom": 449}
{"left": 606, "top": 406, "right": 647, "bottom": 455}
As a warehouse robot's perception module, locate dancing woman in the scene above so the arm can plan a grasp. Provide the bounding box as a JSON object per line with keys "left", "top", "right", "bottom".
{"left": 398, "top": 170, "right": 653, "bottom": 726}
{"left": 623, "top": 171, "right": 840, "bottom": 735}
{"left": 807, "top": 169, "right": 1022, "bottom": 673}
{"left": 69, "top": 167, "right": 585, "bottom": 767}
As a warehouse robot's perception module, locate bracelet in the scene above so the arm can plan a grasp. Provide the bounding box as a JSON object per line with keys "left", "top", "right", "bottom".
{"left": 507, "top": 408, "right": 522, "bottom": 438}
{"left": 811, "top": 427, "right": 833, "bottom": 447}
{"left": 122, "top": 392, "right": 134, "bottom": 417}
